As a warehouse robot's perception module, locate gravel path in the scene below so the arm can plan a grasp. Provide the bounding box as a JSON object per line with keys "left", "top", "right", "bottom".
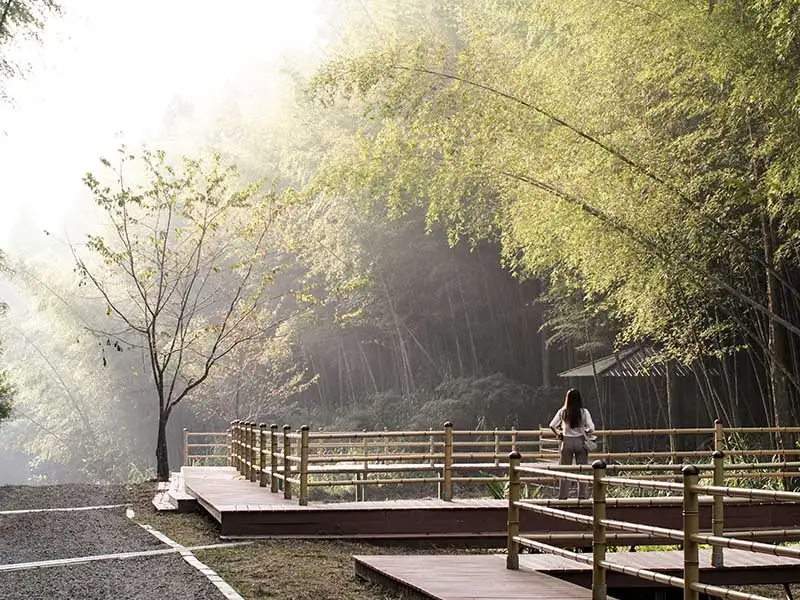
{"left": 0, "top": 554, "right": 229, "bottom": 600}
{"left": 0, "top": 484, "right": 231, "bottom": 600}
{"left": 0, "top": 508, "right": 166, "bottom": 563}
{"left": 0, "top": 484, "right": 132, "bottom": 511}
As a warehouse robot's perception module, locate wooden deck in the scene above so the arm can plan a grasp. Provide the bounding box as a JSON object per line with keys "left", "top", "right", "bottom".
{"left": 181, "top": 466, "right": 800, "bottom": 542}
{"left": 355, "top": 550, "right": 800, "bottom": 599}
{"left": 355, "top": 554, "right": 618, "bottom": 600}
{"left": 520, "top": 548, "right": 800, "bottom": 587}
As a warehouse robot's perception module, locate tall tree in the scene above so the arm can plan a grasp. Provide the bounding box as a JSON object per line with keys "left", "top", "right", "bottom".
{"left": 76, "top": 149, "right": 291, "bottom": 480}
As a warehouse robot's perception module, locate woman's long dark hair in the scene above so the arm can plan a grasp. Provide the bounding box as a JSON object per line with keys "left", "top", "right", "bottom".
{"left": 563, "top": 389, "right": 583, "bottom": 428}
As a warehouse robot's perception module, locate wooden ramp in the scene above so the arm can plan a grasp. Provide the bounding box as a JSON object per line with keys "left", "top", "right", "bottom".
{"left": 355, "top": 550, "right": 800, "bottom": 599}
{"left": 355, "top": 554, "right": 616, "bottom": 600}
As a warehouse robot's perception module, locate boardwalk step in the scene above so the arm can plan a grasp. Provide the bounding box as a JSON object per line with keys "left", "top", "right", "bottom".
{"left": 152, "top": 473, "right": 198, "bottom": 512}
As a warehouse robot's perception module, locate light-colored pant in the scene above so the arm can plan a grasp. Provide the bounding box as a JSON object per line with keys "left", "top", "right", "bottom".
{"left": 559, "top": 435, "right": 588, "bottom": 499}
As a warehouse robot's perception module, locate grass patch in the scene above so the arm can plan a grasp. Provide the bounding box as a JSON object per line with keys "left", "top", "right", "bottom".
{"left": 196, "top": 541, "right": 397, "bottom": 600}
{"left": 127, "top": 482, "right": 221, "bottom": 547}
{"left": 127, "top": 482, "right": 488, "bottom": 599}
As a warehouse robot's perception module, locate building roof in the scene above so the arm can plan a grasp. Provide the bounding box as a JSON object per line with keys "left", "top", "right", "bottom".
{"left": 557, "top": 345, "right": 694, "bottom": 378}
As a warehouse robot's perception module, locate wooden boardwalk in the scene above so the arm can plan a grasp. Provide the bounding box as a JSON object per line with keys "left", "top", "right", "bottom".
{"left": 181, "top": 466, "right": 800, "bottom": 542}
{"left": 182, "top": 466, "right": 505, "bottom": 539}
{"left": 355, "top": 554, "right": 617, "bottom": 600}
{"left": 355, "top": 550, "right": 800, "bottom": 599}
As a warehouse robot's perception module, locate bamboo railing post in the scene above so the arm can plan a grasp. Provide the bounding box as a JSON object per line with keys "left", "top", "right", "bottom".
{"left": 711, "top": 450, "right": 725, "bottom": 568}
{"left": 443, "top": 421, "right": 454, "bottom": 501}
{"left": 240, "top": 422, "right": 247, "bottom": 478}
{"left": 494, "top": 427, "right": 500, "bottom": 467}
{"left": 507, "top": 451, "right": 521, "bottom": 570}
{"left": 228, "top": 421, "right": 235, "bottom": 467}
{"left": 714, "top": 419, "right": 724, "bottom": 453}
{"left": 429, "top": 428, "right": 435, "bottom": 467}
{"left": 682, "top": 464, "right": 700, "bottom": 600}
{"left": 511, "top": 427, "right": 518, "bottom": 453}
{"left": 299, "top": 425, "right": 310, "bottom": 506}
{"left": 359, "top": 430, "right": 368, "bottom": 502}
{"left": 249, "top": 422, "right": 258, "bottom": 483}
{"left": 259, "top": 423, "right": 268, "bottom": 488}
{"left": 231, "top": 420, "right": 239, "bottom": 474}
{"left": 592, "top": 459, "right": 607, "bottom": 600}
{"left": 283, "top": 424, "right": 292, "bottom": 500}
{"left": 241, "top": 422, "right": 248, "bottom": 479}
{"left": 243, "top": 422, "right": 251, "bottom": 479}
{"left": 270, "top": 424, "right": 279, "bottom": 493}
{"left": 238, "top": 421, "right": 245, "bottom": 475}
{"left": 183, "top": 428, "right": 189, "bottom": 466}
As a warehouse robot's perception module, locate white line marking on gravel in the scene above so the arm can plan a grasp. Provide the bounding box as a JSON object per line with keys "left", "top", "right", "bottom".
{"left": 128, "top": 507, "right": 248, "bottom": 600}
{"left": 0, "top": 542, "right": 251, "bottom": 572}
{"left": 0, "top": 503, "right": 130, "bottom": 516}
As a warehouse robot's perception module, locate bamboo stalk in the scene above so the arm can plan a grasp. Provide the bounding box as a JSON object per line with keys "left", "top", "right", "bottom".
{"left": 249, "top": 422, "right": 258, "bottom": 483}
{"left": 186, "top": 443, "right": 229, "bottom": 448}
{"left": 689, "top": 582, "right": 770, "bottom": 600}
{"left": 283, "top": 425, "right": 292, "bottom": 500}
{"left": 299, "top": 425, "right": 309, "bottom": 506}
{"left": 693, "top": 532, "right": 800, "bottom": 560}
{"left": 506, "top": 451, "right": 520, "bottom": 570}
{"left": 592, "top": 460, "right": 607, "bottom": 600}
{"left": 683, "top": 465, "right": 700, "bottom": 600}
{"left": 699, "top": 483, "right": 800, "bottom": 502}
{"left": 305, "top": 477, "right": 444, "bottom": 486}
{"left": 442, "top": 422, "right": 453, "bottom": 501}
{"left": 712, "top": 451, "right": 724, "bottom": 568}
{"left": 259, "top": 424, "right": 267, "bottom": 488}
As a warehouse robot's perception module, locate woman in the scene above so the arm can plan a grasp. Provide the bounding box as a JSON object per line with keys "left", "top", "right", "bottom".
{"left": 548, "top": 388, "right": 595, "bottom": 499}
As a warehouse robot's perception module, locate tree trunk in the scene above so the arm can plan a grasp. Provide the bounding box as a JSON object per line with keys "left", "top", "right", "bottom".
{"left": 156, "top": 410, "right": 170, "bottom": 481}
{"left": 763, "top": 212, "right": 796, "bottom": 488}
{"left": 541, "top": 329, "right": 551, "bottom": 388}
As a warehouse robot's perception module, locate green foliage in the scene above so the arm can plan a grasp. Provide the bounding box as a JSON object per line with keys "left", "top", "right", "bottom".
{"left": 302, "top": 0, "right": 800, "bottom": 425}
{"left": 333, "top": 374, "right": 556, "bottom": 431}
{"left": 0, "top": 365, "right": 12, "bottom": 421}
{"left": 0, "top": 260, "right": 157, "bottom": 482}
{"left": 0, "top": 250, "right": 11, "bottom": 422}
{"left": 0, "top": 0, "right": 61, "bottom": 100}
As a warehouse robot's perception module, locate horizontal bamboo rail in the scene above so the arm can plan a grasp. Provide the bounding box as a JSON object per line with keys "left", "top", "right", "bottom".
{"left": 182, "top": 429, "right": 230, "bottom": 466}
{"left": 508, "top": 450, "right": 800, "bottom": 600}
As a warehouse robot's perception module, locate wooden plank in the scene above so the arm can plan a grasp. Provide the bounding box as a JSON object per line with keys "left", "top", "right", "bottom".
{"left": 182, "top": 466, "right": 800, "bottom": 546}
{"left": 355, "top": 554, "right": 617, "bottom": 600}
{"left": 357, "top": 551, "right": 800, "bottom": 597}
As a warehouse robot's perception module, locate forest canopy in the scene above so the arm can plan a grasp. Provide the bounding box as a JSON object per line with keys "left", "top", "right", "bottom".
{"left": 3, "top": 0, "right": 800, "bottom": 482}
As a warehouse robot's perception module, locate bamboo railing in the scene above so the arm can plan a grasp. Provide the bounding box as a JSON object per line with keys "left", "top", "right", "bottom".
{"left": 201, "top": 420, "right": 800, "bottom": 506}
{"left": 182, "top": 429, "right": 231, "bottom": 466}
{"left": 507, "top": 451, "right": 800, "bottom": 600}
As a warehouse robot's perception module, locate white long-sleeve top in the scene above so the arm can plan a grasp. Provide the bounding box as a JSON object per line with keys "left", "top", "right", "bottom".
{"left": 549, "top": 408, "right": 595, "bottom": 438}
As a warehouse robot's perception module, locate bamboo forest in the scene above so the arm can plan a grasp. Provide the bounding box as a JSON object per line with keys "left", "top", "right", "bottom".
{"left": 2, "top": 0, "right": 800, "bottom": 484}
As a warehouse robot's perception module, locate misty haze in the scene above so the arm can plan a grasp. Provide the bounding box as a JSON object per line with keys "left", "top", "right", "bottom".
{"left": 3, "top": 1, "right": 800, "bottom": 599}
